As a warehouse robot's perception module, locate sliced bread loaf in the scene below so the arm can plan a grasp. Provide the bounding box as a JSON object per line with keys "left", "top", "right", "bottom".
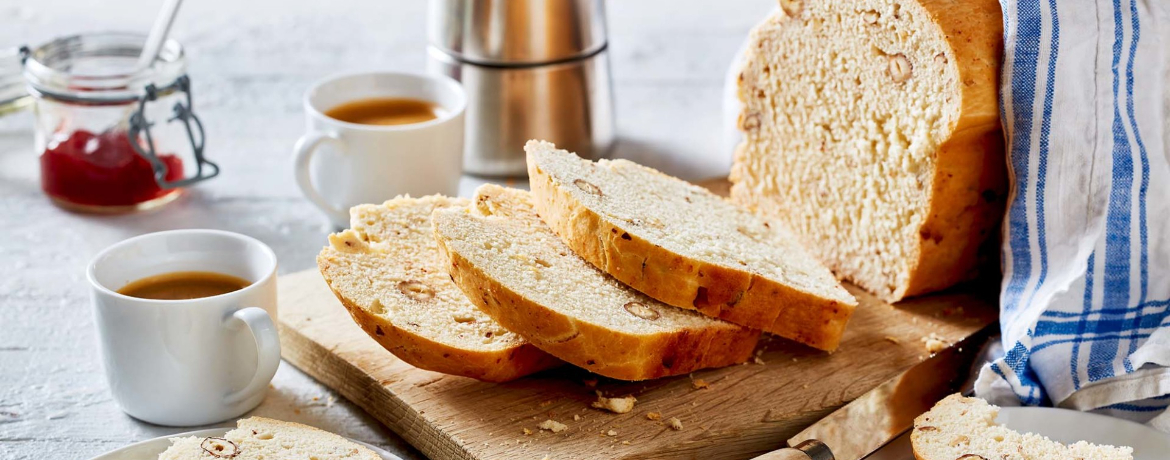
{"left": 526, "top": 140, "right": 856, "bottom": 351}
{"left": 730, "top": 0, "right": 1006, "bottom": 302}
{"left": 432, "top": 184, "right": 760, "bottom": 381}
{"left": 317, "top": 195, "right": 559, "bottom": 382}
{"left": 158, "top": 416, "right": 380, "bottom": 460}
{"left": 911, "top": 394, "right": 1133, "bottom": 460}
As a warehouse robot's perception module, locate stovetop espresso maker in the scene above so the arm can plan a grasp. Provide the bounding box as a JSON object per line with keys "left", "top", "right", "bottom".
{"left": 427, "top": 0, "right": 615, "bottom": 177}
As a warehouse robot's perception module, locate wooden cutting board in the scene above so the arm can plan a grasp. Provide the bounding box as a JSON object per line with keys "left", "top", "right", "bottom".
{"left": 277, "top": 269, "right": 997, "bottom": 460}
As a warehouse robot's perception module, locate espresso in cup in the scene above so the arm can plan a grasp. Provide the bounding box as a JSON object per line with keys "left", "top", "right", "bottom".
{"left": 293, "top": 72, "right": 466, "bottom": 228}
{"left": 88, "top": 229, "right": 280, "bottom": 426}
{"left": 324, "top": 97, "right": 444, "bottom": 126}
{"left": 118, "top": 271, "right": 251, "bottom": 300}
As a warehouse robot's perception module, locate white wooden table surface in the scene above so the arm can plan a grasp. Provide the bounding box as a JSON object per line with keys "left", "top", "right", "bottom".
{"left": 0, "top": 1, "right": 774, "bottom": 458}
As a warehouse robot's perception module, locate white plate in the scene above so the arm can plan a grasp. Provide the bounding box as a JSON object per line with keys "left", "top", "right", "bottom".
{"left": 89, "top": 427, "right": 404, "bottom": 460}
{"left": 996, "top": 406, "right": 1170, "bottom": 459}
{"left": 868, "top": 406, "right": 1170, "bottom": 460}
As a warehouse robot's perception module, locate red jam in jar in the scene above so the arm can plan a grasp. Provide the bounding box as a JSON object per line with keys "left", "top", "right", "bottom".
{"left": 40, "top": 129, "right": 184, "bottom": 209}
{"left": 24, "top": 32, "right": 205, "bottom": 213}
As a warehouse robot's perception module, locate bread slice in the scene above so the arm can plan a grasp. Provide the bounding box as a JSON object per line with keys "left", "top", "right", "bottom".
{"left": 911, "top": 394, "right": 1133, "bottom": 460}
{"left": 317, "top": 195, "right": 559, "bottom": 382}
{"left": 525, "top": 140, "right": 856, "bottom": 351}
{"left": 730, "top": 0, "right": 1006, "bottom": 302}
{"left": 158, "top": 416, "right": 380, "bottom": 460}
{"left": 432, "top": 184, "right": 760, "bottom": 380}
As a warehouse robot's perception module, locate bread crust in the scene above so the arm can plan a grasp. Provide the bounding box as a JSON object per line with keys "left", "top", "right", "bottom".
{"left": 901, "top": 0, "right": 1006, "bottom": 299}
{"left": 317, "top": 255, "right": 560, "bottom": 383}
{"left": 528, "top": 155, "right": 855, "bottom": 351}
{"left": 433, "top": 220, "right": 760, "bottom": 381}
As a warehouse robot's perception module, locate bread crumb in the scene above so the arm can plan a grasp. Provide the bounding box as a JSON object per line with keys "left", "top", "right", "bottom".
{"left": 591, "top": 392, "right": 636, "bottom": 414}
{"left": 667, "top": 417, "right": 683, "bottom": 431}
{"left": 884, "top": 336, "right": 900, "bottom": 344}
{"left": 621, "top": 440, "right": 631, "bottom": 445}
{"left": 539, "top": 400, "right": 553, "bottom": 407}
{"left": 539, "top": 419, "right": 567, "bottom": 433}
{"left": 753, "top": 356, "right": 766, "bottom": 365}
{"left": 582, "top": 378, "right": 598, "bottom": 388}
{"left": 606, "top": 429, "right": 617, "bottom": 437}
{"left": 690, "top": 377, "right": 710, "bottom": 390}
{"left": 522, "top": 427, "right": 533, "bottom": 435}
{"left": 646, "top": 412, "right": 661, "bottom": 421}
{"left": 922, "top": 333, "right": 949, "bottom": 354}
{"left": 573, "top": 414, "right": 581, "bottom": 421}
{"left": 801, "top": 384, "right": 809, "bottom": 389}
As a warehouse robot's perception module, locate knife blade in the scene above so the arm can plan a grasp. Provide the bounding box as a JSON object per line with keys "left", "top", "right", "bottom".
{"left": 778, "top": 322, "right": 999, "bottom": 460}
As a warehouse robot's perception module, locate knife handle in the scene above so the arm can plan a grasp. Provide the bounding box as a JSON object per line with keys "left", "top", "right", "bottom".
{"left": 751, "top": 439, "right": 834, "bottom": 460}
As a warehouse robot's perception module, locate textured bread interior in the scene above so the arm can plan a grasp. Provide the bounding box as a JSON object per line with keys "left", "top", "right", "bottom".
{"left": 434, "top": 186, "right": 744, "bottom": 337}
{"left": 158, "top": 416, "right": 379, "bottom": 460}
{"left": 911, "top": 395, "right": 1133, "bottom": 460}
{"left": 528, "top": 140, "right": 855, "bottom": 307}
{"left": 732, "top": 2, "right": 962, "bottom": 300}
{"left": 319, "top": 196, "right": 523, "bottom": 352}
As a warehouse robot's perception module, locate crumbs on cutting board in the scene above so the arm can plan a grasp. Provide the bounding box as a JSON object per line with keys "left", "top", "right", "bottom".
{"left": 591, "top": 392, "right": 636, "bottom": 414}
{"left": 922, "top": 332, "right": 950, "bottom": 354}
{"left": 539, "top": 419, "right": 567, "bottom": 433}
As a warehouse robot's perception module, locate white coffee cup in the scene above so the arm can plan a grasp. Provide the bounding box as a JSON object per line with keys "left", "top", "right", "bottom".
{"left": 87, "top": 230, "right": 280, "bottom": 427}
{"left": 293, "top": 72, "right": 466, "bottom": 228}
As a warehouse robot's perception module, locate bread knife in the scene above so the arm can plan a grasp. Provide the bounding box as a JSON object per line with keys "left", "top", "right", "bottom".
{"left": 750, "top": 323, "right": 998, "bottom": 460}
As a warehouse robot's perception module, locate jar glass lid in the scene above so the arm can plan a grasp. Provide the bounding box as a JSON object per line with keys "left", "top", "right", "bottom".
{"left": 23, "top": 32, "right": 186, "bottom": 104}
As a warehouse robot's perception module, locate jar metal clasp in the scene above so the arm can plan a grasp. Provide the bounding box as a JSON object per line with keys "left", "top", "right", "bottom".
{"left": 127, "top": 75, "right": 219, "bottom": 189}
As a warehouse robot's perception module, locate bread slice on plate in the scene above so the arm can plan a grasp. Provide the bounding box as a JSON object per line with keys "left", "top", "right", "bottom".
{"left": 526, "top": 140, "right": 856, "bottom": 351}
{"left": 912, "top": 394, "right": 1133, "bottom": 460}
{"left": 317, "top": 195, "right": 559, "bottom": 382}
{"left": 432, "top": 184, "right": 760, "bottom": 381}
{"left": 158, "top": 416, "right": 380, "bottom": 460}
{"left": 731, "top": 0, "right": 1006, "bottom": 302}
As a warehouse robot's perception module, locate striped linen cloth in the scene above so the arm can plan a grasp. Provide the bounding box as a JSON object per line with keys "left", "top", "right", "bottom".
{"left": 974, "top": 0, "right": 1170, "bottom": 430}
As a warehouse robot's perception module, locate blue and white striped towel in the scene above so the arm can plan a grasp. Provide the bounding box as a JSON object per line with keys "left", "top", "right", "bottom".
{"left": 974, "top": 0, "right": 1170, "bottom": 431}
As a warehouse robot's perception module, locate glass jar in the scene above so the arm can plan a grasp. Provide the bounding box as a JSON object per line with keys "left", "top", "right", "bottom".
{"left": 22, "top": 32, "right": 217, "bottom": 213}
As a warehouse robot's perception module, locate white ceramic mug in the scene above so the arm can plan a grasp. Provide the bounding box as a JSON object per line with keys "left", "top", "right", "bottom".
{"left": 293, "top": 72, "right": 466, "bottom": 227}
{"left": 87, "top": 230, "right": 280, "bottom": 427}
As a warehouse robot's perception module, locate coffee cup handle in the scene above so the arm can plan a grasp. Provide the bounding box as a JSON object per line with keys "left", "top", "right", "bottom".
{"left": 293, "top": 131, "right": 349, "bottom": 224}
{"left": 223, "top": 307, "right": 281, "bottom": 405}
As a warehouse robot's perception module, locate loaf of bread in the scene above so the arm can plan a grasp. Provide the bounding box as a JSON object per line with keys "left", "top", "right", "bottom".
{"left": 158, "top": 416, "right": 380, "bottom": 460}
{"left": 912, "top": 394, "right": 1133, "bottom": 460}
{"left": 526, "top": 140, "right": 856, "bottom": 351}
{"left": 730, "top": 0, "right": 1006, "bottom": 302}
{"left": 433, "top": 184, "right": 760, "bottom": 381}
{"left": 317, "top": 196, "right": 559, "bottom": 382}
